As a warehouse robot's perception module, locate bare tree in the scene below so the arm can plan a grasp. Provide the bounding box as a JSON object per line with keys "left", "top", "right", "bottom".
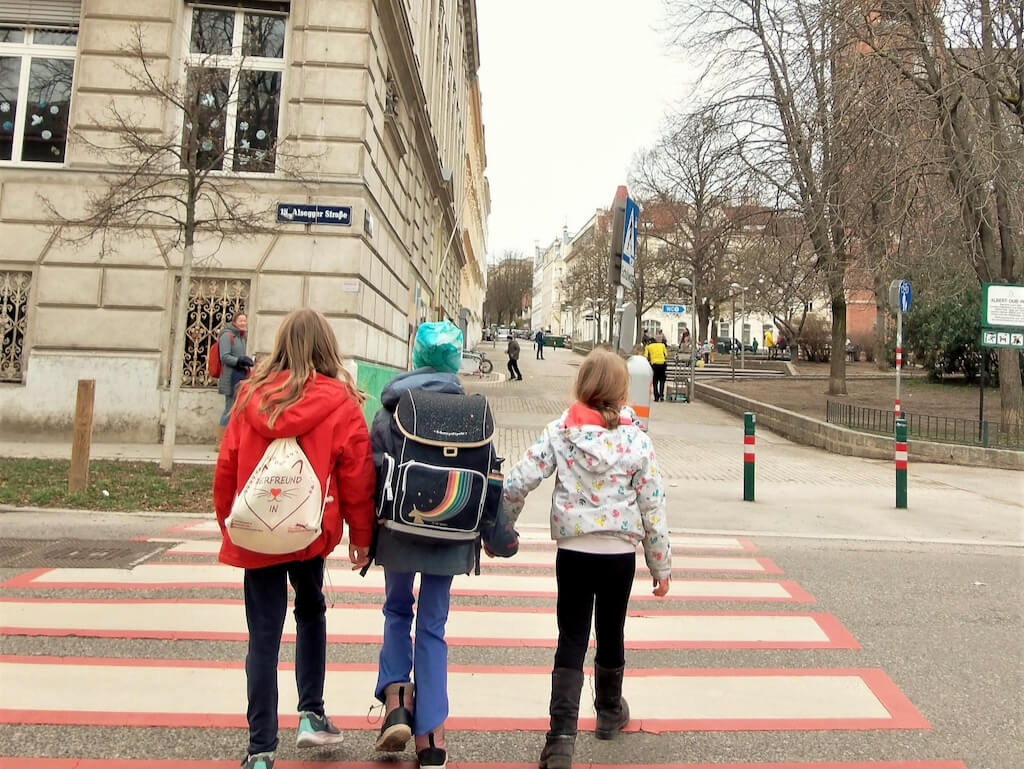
{"left": 854, "top": 0, "right": 1024, "bottom": 428}
{"left": 483, "top": 252, "right": 533, "bottom": 327}
{"left": 665, "top": 0, "right": 875, "bottom": 394}
{"left": 44, "top": 25, "right": 300, "bottom": 470}
{"left": 632, "top": 108, "right": 747, "bottom": 343}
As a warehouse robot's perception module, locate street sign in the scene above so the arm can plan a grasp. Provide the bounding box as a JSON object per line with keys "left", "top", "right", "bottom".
{"left": 620, "top": 197, "right": 638, "bottom": 291}
{"left": 662, "top": 304, "right": 686, "bottom": 314}
{"left": 982, "top": 282, "right": 1024, "bottom": 327}
{"left": 888, "top": 279, "right": 912, "bottom": 312}
{"left": 277, "top": 203, "right": 352, "bottom": 226}
{"left": 608, "top": 186, "right": 637, "bottom": 291}
{"left": 899, "top": 280, "right": 912, "bottom": 312}
{"left": 981, "top": 327, "right": 1024, "bottom": 349}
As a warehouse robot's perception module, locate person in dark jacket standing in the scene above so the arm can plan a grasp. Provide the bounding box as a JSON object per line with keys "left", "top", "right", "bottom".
{"left": 507, "top": 333, "right": 522, "bottom": 381}
{"left": 213, "top": 308, "right": 375, "bottom": 769}
{"left": 217, "top": 312, "right": 254, "bottom": 445}
{"left": 535, "top": 329, "right": 546, "bottom": 359}
{"left": 369, "top": 322, "right": 518, "bottom": 769}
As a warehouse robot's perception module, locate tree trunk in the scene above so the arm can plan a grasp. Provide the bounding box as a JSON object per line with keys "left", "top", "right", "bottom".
{"left": 872, "top": 271, "right": 888, "bottom": 370}
{"left": 160, "top": 241, "right": 194, "bottom": 472}
{"left": 697, "top": 300, "right": 711, "bottom": 343}
{"left": 997, "top": 348, "right": 1024, "bottom": 431}
{"left": 828, "top": 289, "right": 848, "bottom": 396}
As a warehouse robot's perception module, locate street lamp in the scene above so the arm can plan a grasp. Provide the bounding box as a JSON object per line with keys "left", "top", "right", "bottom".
{"left": 679, "top": 276, "right": 697, "bottom": 404}
{"left": 729, "top": 282, "right": 742, "bottom": 380}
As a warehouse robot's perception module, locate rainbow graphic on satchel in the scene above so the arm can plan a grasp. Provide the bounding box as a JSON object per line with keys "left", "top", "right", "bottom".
{"left": 410, "top": 470, "right": 472, "bottom": 524}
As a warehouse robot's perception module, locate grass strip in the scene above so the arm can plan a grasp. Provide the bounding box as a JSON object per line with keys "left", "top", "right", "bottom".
{"left": 0, "top": 458, "right": 214, "bottom": 513}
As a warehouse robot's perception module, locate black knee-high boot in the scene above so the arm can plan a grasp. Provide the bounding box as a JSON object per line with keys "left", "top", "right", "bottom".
{"left": 538, "top": 667, "right": 584, "bottom": 769}
{"left": 594, "top": 664, "right": 629, "bottom": 739}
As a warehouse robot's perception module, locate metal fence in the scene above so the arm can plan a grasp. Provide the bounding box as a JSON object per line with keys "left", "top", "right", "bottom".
{"left": 826, "top": 400, "right": 1024, "bottom": 450}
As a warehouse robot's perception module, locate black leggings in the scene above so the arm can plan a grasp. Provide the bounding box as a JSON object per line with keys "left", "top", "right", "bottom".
{"left": 554, "top": 548, "right": 636, "bottom": 670}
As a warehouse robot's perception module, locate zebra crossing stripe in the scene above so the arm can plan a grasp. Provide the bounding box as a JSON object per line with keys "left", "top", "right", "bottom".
{"left": 0, "top": 760, "right": 971, "bottom": 768}
{"left": 0, "top": 565, "right": 814, "bottom": 602}
{"left": 157, "top": 522, "right": 760, "bottom": 552}
{"left": 0, "top": 759, "right": 972, "bottom": 768}
{"left": 0, "top": 599, "right": 856, "bottom": 649}
{"left": 0, "top": 657, "right": 929, "bottom": 731}
{"left": 158, "top": 542, "right": 780, "bottom": 573}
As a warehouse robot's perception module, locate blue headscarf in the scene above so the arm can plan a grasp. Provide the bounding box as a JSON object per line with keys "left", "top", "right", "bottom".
{"left": 411, "top": 321, "right": 463, "bottom": 373}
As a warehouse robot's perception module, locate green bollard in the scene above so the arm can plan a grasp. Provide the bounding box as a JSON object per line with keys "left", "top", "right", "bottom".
{"left": 743, "top": 412, "right": 755, "bottom": 501}
{"left": 895, "top": 417, "right": 908, "bottom": 509}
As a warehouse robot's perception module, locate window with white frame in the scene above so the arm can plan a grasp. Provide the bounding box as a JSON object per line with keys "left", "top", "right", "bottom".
{"left": 183, "top": 4, "right": 286, "bottom": 173}
{"left": 0, "top": 25, "right": 77, "bottom": 164}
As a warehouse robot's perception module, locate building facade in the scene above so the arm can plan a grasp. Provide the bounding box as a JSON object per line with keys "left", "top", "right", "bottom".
{"left": 0, "top": 0, "right": 489, "bottom": 441}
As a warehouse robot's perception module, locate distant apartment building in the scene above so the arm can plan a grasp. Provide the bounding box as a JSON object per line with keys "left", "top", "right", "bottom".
{"left": 0, "top": 0, "right": 489, "bottom": 440}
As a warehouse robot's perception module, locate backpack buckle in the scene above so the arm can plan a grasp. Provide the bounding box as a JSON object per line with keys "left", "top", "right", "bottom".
{"left": 443, "top": 446, "right": 458, "bottom": 457}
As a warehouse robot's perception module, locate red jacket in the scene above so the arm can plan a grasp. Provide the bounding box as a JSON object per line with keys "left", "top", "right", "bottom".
{"left": 213, "top": 371, "right": 375, "bottom": 569}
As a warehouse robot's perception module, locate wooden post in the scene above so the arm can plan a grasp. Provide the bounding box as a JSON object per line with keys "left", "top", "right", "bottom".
{"left": 68, "top": 379, "right": 96, "bottom": 493}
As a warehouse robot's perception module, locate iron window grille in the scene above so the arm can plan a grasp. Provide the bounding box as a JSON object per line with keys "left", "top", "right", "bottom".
{"left": 0, "top": 270, "right": 30, "bottom": 383}
{"left": 172, "top": 275, "right": 250, "bottom": 388}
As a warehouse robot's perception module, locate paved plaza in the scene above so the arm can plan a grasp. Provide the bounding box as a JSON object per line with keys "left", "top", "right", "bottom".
{"left": 0, "top": 346, "right": 1021, "bottom": 768}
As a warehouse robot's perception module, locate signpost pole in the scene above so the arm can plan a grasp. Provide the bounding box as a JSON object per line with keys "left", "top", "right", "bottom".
{"left": 979, "top": 352, "right": 986, "bottom": 442}
{"left": 689, "top": 277, "right": 696, "bottom": 404}
{"left": 743, "top": 412, "right": 756, "bottom": 501}
{"left": 895, "top": 309, "right": 902, "bottom": 419}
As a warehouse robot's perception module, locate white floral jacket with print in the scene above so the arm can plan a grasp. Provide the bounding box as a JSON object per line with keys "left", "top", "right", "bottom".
{"left": 502, "top": 409, "right": 672, "bottom": 579}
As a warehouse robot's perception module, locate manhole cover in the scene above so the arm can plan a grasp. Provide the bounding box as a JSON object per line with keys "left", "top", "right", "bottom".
{"left": 0, "top": 538, "right": 171, "bottom": 568}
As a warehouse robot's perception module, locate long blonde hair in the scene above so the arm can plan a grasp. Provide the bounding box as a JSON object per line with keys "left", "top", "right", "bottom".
{"left": 234, "top": 308, "right": 364, "bottom": 427}
{"left": 573, "top": 348, "right": 630, "bottom": 429}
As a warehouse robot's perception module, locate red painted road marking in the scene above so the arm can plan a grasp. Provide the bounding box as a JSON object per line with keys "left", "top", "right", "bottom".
{"left": 0, "top": 657, "right": 928, "bottom": 731}
{"left": 0, "top": 598, "right": 856, "bottom": 649}
{"left": 0, "top": 761, "right": 971, "bottom": 769}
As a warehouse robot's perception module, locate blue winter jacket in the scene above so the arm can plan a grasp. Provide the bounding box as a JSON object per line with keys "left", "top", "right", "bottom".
{"left": 368, "top": 367, "right": 519, "bottom": 576}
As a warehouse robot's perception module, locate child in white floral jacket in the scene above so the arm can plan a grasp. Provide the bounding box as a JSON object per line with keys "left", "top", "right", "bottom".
{"left": 501, "top": 348, "right": 671, "bottom": 769}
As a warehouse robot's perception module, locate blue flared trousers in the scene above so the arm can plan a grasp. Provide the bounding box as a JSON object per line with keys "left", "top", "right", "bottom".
{"left": 375, "top": 571, "right": 453, "bottom": 735}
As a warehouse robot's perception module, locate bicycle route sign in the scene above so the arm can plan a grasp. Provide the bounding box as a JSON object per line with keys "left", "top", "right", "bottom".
{"left": 981, "top": 283, "right": 1024, "bottom": 349}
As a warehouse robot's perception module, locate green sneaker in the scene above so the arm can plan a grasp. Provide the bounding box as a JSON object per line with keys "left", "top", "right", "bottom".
{"left": 296, "top": 710, "right": 345, "bottom": 747}
{"left": 241, "top": 752, "right": 274, "bottom": 769}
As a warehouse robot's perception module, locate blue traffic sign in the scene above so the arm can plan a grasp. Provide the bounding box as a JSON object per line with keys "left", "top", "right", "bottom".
{"left": 277, "top": 203, "right": 352, "bottom": 226}
{"left": 662, "top": 304, "right": 686, "bottom": 314}
{"left": 898, "top": 280, "right": 912, "bottom": 312}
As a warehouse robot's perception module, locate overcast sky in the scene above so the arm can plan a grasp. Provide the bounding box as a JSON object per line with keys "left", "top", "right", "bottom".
{"left": 476, "top": 0, "right": 692, "bottom": 263}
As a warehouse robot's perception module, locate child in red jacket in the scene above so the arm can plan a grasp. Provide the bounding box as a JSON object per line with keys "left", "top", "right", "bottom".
{"left": 213, "top": 308, "right": 375, "bottom": 769}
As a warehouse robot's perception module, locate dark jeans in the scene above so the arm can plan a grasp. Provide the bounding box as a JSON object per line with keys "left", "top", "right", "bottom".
{"left": 536, "top": 344, "right": 544, "bottom": 360}
{"left": 507, "top": 359, "right": 522, "bottom": 380}
{"left": 243, "top": 557, "right": 327, "bottom": 754}
{"left": 651, "top": 363, "right": 667, "bottom": 401}
{"left": 553, "top": 549, "right": 636, "bottom": 670}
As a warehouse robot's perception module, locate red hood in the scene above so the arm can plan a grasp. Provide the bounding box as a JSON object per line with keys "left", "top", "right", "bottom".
{"left": 239, "top": 371, "right": 354, "bottom": 439}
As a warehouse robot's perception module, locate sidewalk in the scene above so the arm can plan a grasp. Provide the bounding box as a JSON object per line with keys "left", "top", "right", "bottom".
{"left": 3, "top": 346, "right": 1021, "bottom": 546}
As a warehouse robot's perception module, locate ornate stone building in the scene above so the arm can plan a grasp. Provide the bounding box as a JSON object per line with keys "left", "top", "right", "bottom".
{"left": 0, "top": 0, "right": 489, "bottom": 440}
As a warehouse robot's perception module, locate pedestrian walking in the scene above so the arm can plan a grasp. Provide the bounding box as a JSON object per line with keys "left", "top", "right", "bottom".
{"left": 535, "top": 329, "right": 546, "bottom": 360}
{"left": 764, "top": 328, "right": 775, "bottom": 360}
{"left": 213, "top": 308, "right": 375, "bottom": 769}
{"left": 500, "top": 348, "right": 672, "bottom": 769}
{"left": 216, "top": 311, "right": 254, "bottom": 446}
{"left": 367, "top": 322, "right": 519, "bottom": 769}
{"left": 777, "top": 332, "right": 788, "bottom": 360}
{"left": 507, "top": 334, "right": 522, "bottom": 381}
{"left": 644, "top": 333, "right": 668, "bottom": 402}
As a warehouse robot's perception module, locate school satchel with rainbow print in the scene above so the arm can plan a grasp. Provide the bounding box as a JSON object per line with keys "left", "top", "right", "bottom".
{"left": 377, "top": 389, "right": 503, "bottom": 547}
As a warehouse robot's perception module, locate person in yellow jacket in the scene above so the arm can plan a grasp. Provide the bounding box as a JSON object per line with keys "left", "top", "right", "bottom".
{"left": 764, "top": 329, "right": 775, "bottom": 359}
{"left": 644, "top": 332, "right": 669, "bottom": 402}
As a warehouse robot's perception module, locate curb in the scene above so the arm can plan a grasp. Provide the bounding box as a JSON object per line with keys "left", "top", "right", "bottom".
{"left": 695, "top": 382, "right": 1024, "bottom": 471}
{"left": 0, "top": 505, "right": 204, "bottom": 517}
